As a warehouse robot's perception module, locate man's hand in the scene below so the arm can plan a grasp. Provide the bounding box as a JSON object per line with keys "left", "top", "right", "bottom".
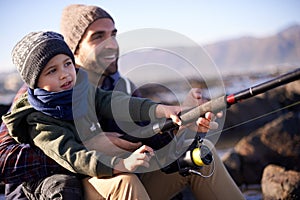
{"left": 182, "top": 88, "right": 221, "bottom": 133}
{"left": 195, "top": 112, "right": 220, "bottom": 132}
{"left": 83, "top": 132, "right": 142, "bottom": 156}
{"left": 154, "top": 88, "right": 222, "bottom": 134}
{"left": 182, "top": 88, "right": 205, "bottom": 108}
{"left": 155, "top": 104, "right": 182, "bottom": 125}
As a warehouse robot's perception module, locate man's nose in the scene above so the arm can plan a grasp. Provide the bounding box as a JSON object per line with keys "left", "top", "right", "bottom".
{"left": 104, "top": 37, "right": 118, "bottom": 49}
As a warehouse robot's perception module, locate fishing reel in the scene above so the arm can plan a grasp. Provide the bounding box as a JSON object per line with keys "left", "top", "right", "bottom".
{"left": 161, "top": 136, "right": 214, "bottom": 177}
{"left": 119, "top": 118, "right": 215, "bottom": 177}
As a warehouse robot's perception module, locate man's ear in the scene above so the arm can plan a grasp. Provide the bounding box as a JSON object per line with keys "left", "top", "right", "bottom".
{"left": 74, "top": 54, "right": 83, "bottom": 67}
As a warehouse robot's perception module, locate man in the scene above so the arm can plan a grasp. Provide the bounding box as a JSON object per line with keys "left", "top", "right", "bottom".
{"left": 1, "top": 4, "right": 244, "bottom": 199}
{"left": 60, "top": 4, "right": 245, "bottom": 200}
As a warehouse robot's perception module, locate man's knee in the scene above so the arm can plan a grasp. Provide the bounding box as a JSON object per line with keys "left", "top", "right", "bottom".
{"left": 87, "top": 173, "right": 149, "bottom": 199}
{"left": 117, "top": 173, "right": 140, "bottom": 183}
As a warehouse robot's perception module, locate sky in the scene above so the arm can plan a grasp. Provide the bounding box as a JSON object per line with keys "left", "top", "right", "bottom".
{"left": 0, "top": 0, "right": 300, "bottom": 73}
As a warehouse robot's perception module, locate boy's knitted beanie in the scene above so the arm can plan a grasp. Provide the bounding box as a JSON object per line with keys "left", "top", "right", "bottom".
{"left": 12, "top": 31, "right": 75, "bottom": 89}
{"left": 60, "top": 4, "right": 114, "bottom": 53}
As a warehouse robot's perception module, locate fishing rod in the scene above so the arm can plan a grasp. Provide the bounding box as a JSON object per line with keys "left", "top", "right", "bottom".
{"left": 121, "top": 68, "right": 300, "bottom": 176}
{"left": 159, "top": 68, "right": 300, "bottom": 132}
{"left": 123, "top": 68, "right": 300, "bottom": 139}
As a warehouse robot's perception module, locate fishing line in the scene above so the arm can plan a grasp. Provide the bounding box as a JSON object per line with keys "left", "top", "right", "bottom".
{"left": 209, "top": 100, "right": 300, "bottom": 137}
{"left": 136, "top": 68, "right": 299, "bottom": 176}
{"left": 121, "top": 68, "right": 299, "bottom": 148}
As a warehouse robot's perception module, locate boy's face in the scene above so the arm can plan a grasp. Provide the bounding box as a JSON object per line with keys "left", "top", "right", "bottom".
{"left": 75, "top": 18, "right": 119, "bottom": 76}
{"left": 37, "top": 54, "right": 76, "bottom": 92}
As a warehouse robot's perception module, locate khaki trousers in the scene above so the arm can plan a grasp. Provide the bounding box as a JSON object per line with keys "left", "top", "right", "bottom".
{"left": 82, "top": 173, "right": 150, "bottom": 200}
{"left": 140, "top": 139, "right": 245, "bottom": 200}
{"left": 82, "top": 139, "right": 244, "bottom": 200}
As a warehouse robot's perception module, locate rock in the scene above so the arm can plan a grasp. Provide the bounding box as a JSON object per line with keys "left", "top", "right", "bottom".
{"left": 220, "top": 80, "right": 300, "bottom": 186}
{"left": 261, "top": 164, "right": 300, "bottom": 200}
{"left": 222, "top": 111, "right": 300, "bottom": 185}
{"left": 221, "top": 150, "right": 244, "bottom": 185}
{"left": 260, "top": 113, "right": 300, "bottom": 162}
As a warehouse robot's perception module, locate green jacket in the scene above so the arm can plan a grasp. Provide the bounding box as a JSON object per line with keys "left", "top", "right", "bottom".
{"left": 2, "top": 86, "right": 157, "bottom": 178}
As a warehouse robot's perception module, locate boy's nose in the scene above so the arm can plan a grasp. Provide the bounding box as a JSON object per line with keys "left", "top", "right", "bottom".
{"left": 60, "top": 69, "right": 70, "bottom": 79}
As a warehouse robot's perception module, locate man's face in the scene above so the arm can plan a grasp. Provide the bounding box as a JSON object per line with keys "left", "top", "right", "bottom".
{"left": 76, "top": 18, "right": 119, "bottom": 76}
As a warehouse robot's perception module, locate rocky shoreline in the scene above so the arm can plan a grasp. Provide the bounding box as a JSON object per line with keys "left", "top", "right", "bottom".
{"left": 220, "top": 80, "right": 300, "bottom": 199}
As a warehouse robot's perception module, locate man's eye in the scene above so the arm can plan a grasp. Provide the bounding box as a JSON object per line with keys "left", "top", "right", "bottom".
{"left": 92, "top": 33, "right": 104, "bottom": 40}
{"left": 111, "top": 32, "right": 117, "bottom": 38}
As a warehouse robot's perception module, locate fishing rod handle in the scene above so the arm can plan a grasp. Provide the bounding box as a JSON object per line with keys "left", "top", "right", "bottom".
{"left": 180, "top": 96, "right": 228, "bottom": 125}
{"left": 152, "top": 96, "right": 228, "bottom": 134}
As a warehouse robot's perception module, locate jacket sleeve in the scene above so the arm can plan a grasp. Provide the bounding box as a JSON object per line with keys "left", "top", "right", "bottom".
{"left": 0, "top": 123, "right": 70, "bottom": 183}
{"left": 95, "top": 88, "right": 158, "bottom": 122}
{"left": 27, "top": 112, "right": 116, "bottom": 178}
{"left": 0, "top": 84, "right": 69, "bottom": 183}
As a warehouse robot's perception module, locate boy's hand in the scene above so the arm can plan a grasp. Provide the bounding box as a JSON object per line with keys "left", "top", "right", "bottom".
{"left": 113, "top": 145, "right": 154, "bottom": 174}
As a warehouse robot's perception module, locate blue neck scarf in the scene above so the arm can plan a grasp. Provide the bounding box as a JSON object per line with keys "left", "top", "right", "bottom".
{"left": 28, "top": 69, "right": 89, "bottom": 121}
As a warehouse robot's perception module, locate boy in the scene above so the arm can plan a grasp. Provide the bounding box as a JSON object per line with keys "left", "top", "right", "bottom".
{"left": 2, "top": 31, "right": 183, "bottom": 199}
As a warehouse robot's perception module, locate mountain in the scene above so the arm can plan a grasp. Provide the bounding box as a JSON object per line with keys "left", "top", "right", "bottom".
{"left": 119, "top": 24, "right": 300, "bottom": 85}
{"left": 2, "top": 24, "right": 299, "bottom": 98}
{"left": 204, "top": 24, "right": 300, "bottom": 75}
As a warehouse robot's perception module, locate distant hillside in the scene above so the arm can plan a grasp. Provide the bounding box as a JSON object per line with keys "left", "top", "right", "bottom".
{"left": 204, "top": 24, "right": 300, "bottom": 74}
{"left": 119, "top": 24, "right": 300, "bottom": 84}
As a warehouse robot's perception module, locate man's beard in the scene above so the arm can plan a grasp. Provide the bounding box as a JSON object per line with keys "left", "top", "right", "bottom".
{"left": 82, "top": 51, "right": 118, "bottom": 76}
{"left": 102, "top": 59, "right": 118, "bottom": 76}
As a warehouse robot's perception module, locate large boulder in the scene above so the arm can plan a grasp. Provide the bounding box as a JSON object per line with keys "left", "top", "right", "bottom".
{"left": 222, "top": 111, "right": 300, "bottom": 185}
{"left": 220, "top": 80, "right": 300, "bottom": 186}
{"left": 262, "top": 164, "right": 300, "bottom": 200}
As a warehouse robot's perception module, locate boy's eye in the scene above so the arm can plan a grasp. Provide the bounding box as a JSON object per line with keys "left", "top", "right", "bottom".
{"left": 65, "top": 61, "right": 72, "bottom": 67}
{"left": 46, "top": 68, "right": 56, "bottom": 75}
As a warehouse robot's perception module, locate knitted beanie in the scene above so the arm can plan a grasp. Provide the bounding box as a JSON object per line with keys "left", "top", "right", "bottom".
{"left": 12, "top": 31, "right": 75, "bottom": 89}
{"left": 60, "top": 4, "right": 114, "bottom": 53}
